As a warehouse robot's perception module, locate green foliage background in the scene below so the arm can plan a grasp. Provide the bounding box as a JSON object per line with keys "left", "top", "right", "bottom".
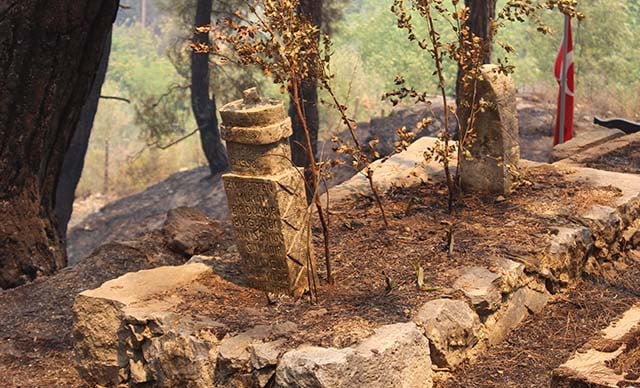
{"left": 78, "top": 0, "right": 640, "bottom": 202}
{"left": 332, "top": 0, "right": 640, "bottom": 117}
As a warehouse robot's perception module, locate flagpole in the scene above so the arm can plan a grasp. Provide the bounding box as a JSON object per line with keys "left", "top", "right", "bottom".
{"left": 558, "top": 15, "right": 569, "bottom": 144}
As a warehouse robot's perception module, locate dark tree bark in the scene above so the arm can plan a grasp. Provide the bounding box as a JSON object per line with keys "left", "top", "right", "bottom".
{"left": 54, "top": 29, "right": 112, "bottom": 243}
{"left": 464, "top": 0, "right": 497, "bottom": 62}
{"left": 192, "top": 0, "right": 229, "bottom": 176}
{"left": 0, "top": 0, "right": 119, "bottom": 289}
{"left": 289, "top": 0, "right": 322, "bottom": 168}
{"left": 456, "top": 0, "right": 497, "bottom": 103}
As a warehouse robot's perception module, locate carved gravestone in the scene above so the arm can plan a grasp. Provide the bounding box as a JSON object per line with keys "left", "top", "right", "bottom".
{"left": 220, "top": 88, "right": 316, "bottom": 297}
{"left": 459, "top": 64, "right": 520, "bottom": 194}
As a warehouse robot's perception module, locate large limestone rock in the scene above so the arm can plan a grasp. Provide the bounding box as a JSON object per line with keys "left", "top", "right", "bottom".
{"left": 552, "top": 126, "right": 625, "bottom": 162}
{"left": 412, "top": 299, "right": 482, "bottom": 368}
{"left": 512, "top": 165, "right": 640, "bottom": 286}
{"left": 275, "top": 323, "right": 432, "bottom": 388}
{"left": 327, "top": 136, "right": 453, "bottom": 202}
{"left": 459, "top": 64, "right": 520, "bottom": 195}
{"left": 72, "top": 263, "right": 220, "bottom": 387}
{"left": 220, "top": 88, "right": 315, "bottom": 297}
{"left": 74, "top": 258, "right": 297, "bottom": 388}
{"left": 561, "top": 167, "right": 640, "bottom": 217}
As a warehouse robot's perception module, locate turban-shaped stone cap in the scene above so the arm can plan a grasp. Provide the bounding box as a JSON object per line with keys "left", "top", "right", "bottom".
{"left": 220, "top": 87, "right": 292, "bottom": 145}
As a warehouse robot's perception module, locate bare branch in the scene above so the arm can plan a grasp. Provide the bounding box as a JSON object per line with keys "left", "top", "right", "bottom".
{"left": 153, "top": 127, "right": 199, "bottom": 150}
{"left": 150, "top": 84, "right": 191, "bottom": 109}
{"left": 126, "top": 126, "right": 201, "bottom": 165}
{"left": 99, "top": 95, "right": 131, "bottom": 103}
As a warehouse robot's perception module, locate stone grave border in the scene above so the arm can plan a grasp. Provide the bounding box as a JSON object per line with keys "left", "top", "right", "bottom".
{"left": 73, "top": 137, "right": 640, "bottom": 387}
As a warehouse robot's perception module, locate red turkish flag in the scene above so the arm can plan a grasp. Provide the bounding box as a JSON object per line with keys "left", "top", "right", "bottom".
{"left": 554, "top": 19, "right": 574, "bottom": 145}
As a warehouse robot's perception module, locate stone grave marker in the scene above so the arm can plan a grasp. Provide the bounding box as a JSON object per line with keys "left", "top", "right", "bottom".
{"left": 459, "top": 64, "right": 520, "bottom": 194}
{"left": 220, "top": 88, "right": 316, "bottom": 297}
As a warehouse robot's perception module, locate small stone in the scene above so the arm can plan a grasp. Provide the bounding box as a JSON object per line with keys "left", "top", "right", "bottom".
{"left": 129, "top": 359, "right": 150, "bottom": 384}
{"left": 412, "top": 298, "right": 482, "bottom": 368}
{"left": 276, "top": 346, "right": 354, "bottom": 388}
{"left": 582, "top": 205, "right": 622, "bottom": 247}
{"left": 623, "top": 226, "right": 640, "bottom": 249}
{"left": 242, "top": 87, "right": 262, "bottom": 106}
{"left": 303, "top": 308, "right": 328, "bottom": 320}
{"left": 216, "top": 322, "right": 296, "bottom": 387}
{"left": 485, "top": 283, "right": 550, "bottom": 345}
{"left": 453, "top": 267, "right": 502, "bottom": 315}
{"left": 541, "top": 226, "right": 593, "bottom": 284}
{"left": 249, "top": 339, "right": 287, "bottom": 370}
{"left": 248, "top": 339, "right": 288, "bottom": 387}
{"left": 141, "top": 317, "right": 222, "bottom": 387}
{"left": 162, "top": 207, "right": 223, "bottom": 257}
{"left": 492, "top": 258, "right": 526, "bottom": 293}
{"left": 186, "top": 255, "right": 217, "bottom": 266}
{"left": 495, "top": 195, "right": 506, "bottom": 203}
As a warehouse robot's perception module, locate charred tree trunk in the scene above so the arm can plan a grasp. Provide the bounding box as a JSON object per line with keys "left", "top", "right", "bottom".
{"left": 0, "top": 0, "right": 119, "bottom": 289}
{"left": 464, "top": 0, "right": 497, "bottom": 61}
{"left": 192, "top": 0, "right": 229, "bottom": 176}
{"left": 289, "top": 0, "right": 322, "bottom": 169}
{"left": 456, "top": 0, "right": 497, "bottom": 104}
{"left": 54, "top": 29, "right": 112, "bottom": 243}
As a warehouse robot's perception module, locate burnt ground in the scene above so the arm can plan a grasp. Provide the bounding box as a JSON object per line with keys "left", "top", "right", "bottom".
{"left": 0, "top": 164, "right": 633, "bottom": 387}
{"left": 438, "top": 263, "right": 640, "bottom": 388}
{"left": 66, "top": 93, "right": 569, "bottom": 265}
{"left": 172, "top": 166, "right": 623, "bottom": 349}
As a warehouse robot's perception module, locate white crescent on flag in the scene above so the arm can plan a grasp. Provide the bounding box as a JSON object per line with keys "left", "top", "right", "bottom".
{"left": 554, "top": 20, "right": 574, "bottom": 96}
{"left": 553, "top": 18, "right": 575, "bottom": 145}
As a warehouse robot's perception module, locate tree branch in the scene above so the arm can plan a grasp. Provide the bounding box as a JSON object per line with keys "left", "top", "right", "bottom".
{"left": 127, "top": 126, "right": 201, "bottom": 164}
{"left": 153, "top": 127, "right": 199, "bottom": 150}
{"left": 150, "top": 84, "right": 191, "bottom": 108}
{"left": 99, "top": 95, "right": 131, "bottom": 103}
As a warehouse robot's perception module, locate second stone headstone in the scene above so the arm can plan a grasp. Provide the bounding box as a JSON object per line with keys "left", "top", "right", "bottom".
{"left": 458, "top": 64, "right": 520, "bottom": 195}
